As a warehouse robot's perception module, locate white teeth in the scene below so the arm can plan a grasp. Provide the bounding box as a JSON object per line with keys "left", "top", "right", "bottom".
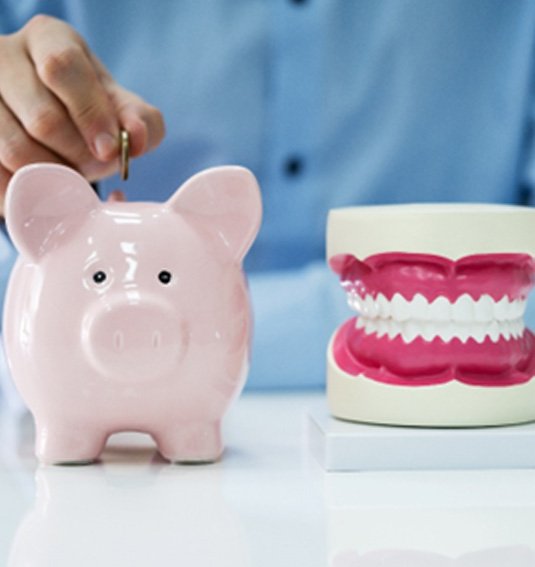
{"left": 491, "top": 297, "right": 526, "bottom": 322}
{"left": 402, "top": 321, "right": 420, "bottom": 343}
{"left": 512, "top": 299, "right": 525, "bottom": 320}
{"left": 487, "top": 320, "right": 500, "bottom": 343}
{"left": 350, "top": 293, "right": 525, "bottom": 323}
{"left": 440, "top": 322, "right": 456, "bottom": 343}
{"left": 351, "top": 292, "right": 527, "bottom": 344}
{"left": 377, "top": 319, "right": 388, "bottom": 338}
{"left": 493, "top": 296, "right": 509, "bottom": 322}
{"left": 428, "top": 296, "right": 450, "bottom": 321}
{"left": 474, "top": 294, "right": 494, "bottom": 323}
{"left": 411, "top": 293, "right": 428, "bottom": 320}
{"left": 355, "top": 317, "right": 525, "bottom": 344}
{"left": 377, "top": 293, "right": 391, "bottom": 318}
{"left": 456, "top": 322, "right": 472, "bottom": 343}
{"left": 364, "top": 295, "right": 378, "bottom": 318}
{"left": 420, "top": 320, "right": 436, "bottom": 342}
{"left": 452, "top": 294, "right": 473, "bottom": 323}
{"left": 366, "top": 319, "right": 378, "bottom": 335}
{"left": 346, "top": 291, "right": 359, "bottom": 312}
{"left": 391, "top": 293, "right": 411, "bottom": 322}
{"left": 513, "top": 319, "right": 524, "bottom": 338}
{"left": 471, "top": 324, "right": 486, "bottom": 344}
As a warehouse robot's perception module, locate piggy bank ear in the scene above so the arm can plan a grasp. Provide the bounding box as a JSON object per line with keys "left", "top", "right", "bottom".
{"left": 5, "top": 163, "right": 100, "bottom": 261}
{"left": 167, "top": 166, "right": 262, "bottom": 262}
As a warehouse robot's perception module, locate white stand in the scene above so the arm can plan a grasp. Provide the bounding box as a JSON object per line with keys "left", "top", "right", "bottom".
{"left": 307, "top": 403, "right": 535, "bottom": 471}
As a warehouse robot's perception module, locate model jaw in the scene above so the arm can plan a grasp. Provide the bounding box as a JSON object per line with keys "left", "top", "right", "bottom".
{"left": 330, "top": 252, "right": 535, "bottom": 387}
{"left": 326, "top": 204, "right": 535, "bottom": 426}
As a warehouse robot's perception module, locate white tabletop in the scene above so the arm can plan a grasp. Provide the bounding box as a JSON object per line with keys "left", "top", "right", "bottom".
{"left": 1, "top": 392, "right": 535, "bottom": 566}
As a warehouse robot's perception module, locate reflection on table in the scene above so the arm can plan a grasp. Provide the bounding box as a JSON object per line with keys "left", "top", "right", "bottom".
{"left": 326, "top": 469, "right": 535, "bottom": 566}
{"left": 2, "top": 394, "right": 535, "bottom": 566}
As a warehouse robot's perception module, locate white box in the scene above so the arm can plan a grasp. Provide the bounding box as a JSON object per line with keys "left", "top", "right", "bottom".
{"left": 307, "top": 404, "right": 535, "bottom": 471}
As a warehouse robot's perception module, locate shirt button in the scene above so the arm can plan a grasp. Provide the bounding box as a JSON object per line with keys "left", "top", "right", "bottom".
{"left": 283, "top": 155, "right": 305, "bottom": 177}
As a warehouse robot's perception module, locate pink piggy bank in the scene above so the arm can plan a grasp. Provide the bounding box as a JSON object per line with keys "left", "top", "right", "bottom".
{"left": 3, "top": 163, "right": 262, "bottom": 465}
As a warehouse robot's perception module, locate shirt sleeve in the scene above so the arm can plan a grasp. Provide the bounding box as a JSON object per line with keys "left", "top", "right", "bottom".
{"left": 245, "top": 260, "right": 348, "bottom": 390}
{"left": 0, "top": 228, "right": 16, "bottom": 323}
{"left": 0, "top": 1, "right": 66, "bottom": 34}
{"left": 0, "top": 229, "right": 20, "bottom": 409}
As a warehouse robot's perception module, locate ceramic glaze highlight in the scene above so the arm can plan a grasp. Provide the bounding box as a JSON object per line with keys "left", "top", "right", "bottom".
{"left": 3, "top": 163, "right": 262, "bottom": 464}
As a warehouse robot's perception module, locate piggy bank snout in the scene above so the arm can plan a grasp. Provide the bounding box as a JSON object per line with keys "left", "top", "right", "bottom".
{"left": 83, "top": 298, "right": 184, "bottom": 382}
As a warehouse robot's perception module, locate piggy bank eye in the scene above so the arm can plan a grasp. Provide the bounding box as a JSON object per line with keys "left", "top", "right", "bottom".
{"left": 158, "top": 270, "right": 172, "bottom": 285}
{"left": 93, "top": 271, "right": 107, "bottom": 284}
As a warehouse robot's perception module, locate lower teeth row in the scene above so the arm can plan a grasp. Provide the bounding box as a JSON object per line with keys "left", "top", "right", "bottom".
{"left": 356, "top": 316, "right": 525, "bottom": 344}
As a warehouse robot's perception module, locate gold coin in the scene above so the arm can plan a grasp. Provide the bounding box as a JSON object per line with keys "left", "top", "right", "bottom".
{"left": 119, "top": 128, "right": 130, "bottom": 181}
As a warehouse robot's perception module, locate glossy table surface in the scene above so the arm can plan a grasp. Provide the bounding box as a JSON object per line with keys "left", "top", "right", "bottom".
{"left": 1, "top": 392, "right": 535, "bottom": 566}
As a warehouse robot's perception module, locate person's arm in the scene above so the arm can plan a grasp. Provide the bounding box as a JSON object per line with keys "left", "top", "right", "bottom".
{"left": 0, "top": 226, "right": 16, "bottom": 318}
{"left": 0, "top": 14, "right": 165, "bottom": 214}
{"left": 246, "top": 260, "right": 348, "bottom": 390}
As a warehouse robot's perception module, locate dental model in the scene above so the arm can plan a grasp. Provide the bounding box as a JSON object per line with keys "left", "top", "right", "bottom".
{"left": 327, "top": 204, "right": 535, "bottom": 426}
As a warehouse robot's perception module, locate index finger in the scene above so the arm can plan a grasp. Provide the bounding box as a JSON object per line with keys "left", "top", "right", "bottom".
{"left": 24, "top": 17, "right": 119, "bottom": 161}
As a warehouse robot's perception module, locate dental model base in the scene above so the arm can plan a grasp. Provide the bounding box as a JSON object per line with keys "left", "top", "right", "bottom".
{"left": 327, "top": 204, "right": 535, "bottom": 427}
{"left": 3, "top": 163, "right": 262, "bottom": 465}
{"left": 307, "top": 405, "right": 535, "bottom": 470}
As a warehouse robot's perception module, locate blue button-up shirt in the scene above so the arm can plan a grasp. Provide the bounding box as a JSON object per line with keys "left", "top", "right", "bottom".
{"left": 2, "top": 0, "right": 535, "bottom": 389}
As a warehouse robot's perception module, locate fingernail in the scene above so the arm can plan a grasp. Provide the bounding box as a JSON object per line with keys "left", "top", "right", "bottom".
{"left": 107, "top": 190, "right": 126, "bottom": 202}
{"left": 94, "top": 133, "right": 117, "bottom": 160}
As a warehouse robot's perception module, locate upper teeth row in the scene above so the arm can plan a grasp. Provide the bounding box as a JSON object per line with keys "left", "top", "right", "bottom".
{"left": 348, "top": 292, "right": 526, "bottom": 323}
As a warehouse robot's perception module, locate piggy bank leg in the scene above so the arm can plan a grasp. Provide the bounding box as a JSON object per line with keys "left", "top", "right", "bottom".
{"left": 154, "top": 420, "right": 223, "bottom": 464}
{"left": 35, "top": 421, "right": 107, "bottom": 465}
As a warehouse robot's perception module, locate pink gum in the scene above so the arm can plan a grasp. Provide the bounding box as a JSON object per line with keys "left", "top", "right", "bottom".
{"left": 330, "top": 252, "right": 535, "bottom": 302}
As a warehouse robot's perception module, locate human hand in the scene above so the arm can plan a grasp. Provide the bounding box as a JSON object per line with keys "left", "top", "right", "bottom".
{"left": 0, "top": 14, "right": 165, "bottom": 215}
